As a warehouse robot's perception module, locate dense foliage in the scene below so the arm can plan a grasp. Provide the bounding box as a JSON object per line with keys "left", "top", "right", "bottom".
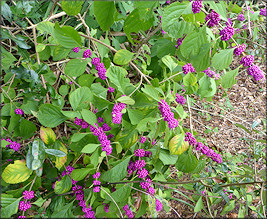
{"left": 1, "top": 0, "right": 266, "bottom": 218}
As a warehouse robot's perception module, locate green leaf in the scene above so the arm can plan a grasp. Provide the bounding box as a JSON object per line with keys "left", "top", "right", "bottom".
{"left": 221, "top": 68, "right": 239, "bottom": 89}
{"left": 2, "top": 160, "right": 32, "bottom": 184}
{"left": 152, "top": 38, "right": 176, "bottom": 58}
{"left": 164, "top": 20, "right": 194, "bottom": 39}
{"left": 101, "top": 156, "right": 132, "bottom": 182}
{"left": 1, "top": 195, "right": 22, "bottom": 218}
{"left": 106, "top": 184, "right": 132, "bottom": 203}
{"left": 127, "top": 109, "right": 144, "bottom": 125}
{"left": 81, "top": 109, "right": 97, "bottom": 126}
{"left": 71, "top": 133, "right": 89, "bottom": 142}
{"left": 221, "top": 200, "right": 235, "bottom": 215}
{"left": 162, "top": 2, "right": 192, "bottom": 31}
{"left": 113, "top": 49, "right": 134, "bottom": 65}
{"left": 1, "top": 47, "right": 17, "bottom": 70}
{"left": 54, "top": 175, "right": 72, "bottom": 194}
{"left": 81, "top": 144, "right": 101, "bottom": 154}
{"left": 207, "top": 1, "right": 228, "bottom": 21}
{"left": 69, "top": 87, "right": 93, "bottom": 111}
{"left": 37, "top": 21, "right": 54, "bottom": 35}
{"left": 115, "top": 126, "right": 138, "bottom": 149}
{"left": 38, "top": 104, "right": 67, "bottom": 128}
{"left": 61, "top": 110, "right": 81, "bottom": 119}
{"left": 162, "top": 55, "right": 178, "bottom": 73}
{"left": 45, "top": 149, "right": 66, "bottom": 157}
{"left": 71, "top": 167, "right": 94, "bottom": 181}
{"left": 94, "top": 1, "right": 115, "bottom": 31}
{"left": 61, "top": 0, "right": 84, "bottom": 16}
{"left": 106, "top": 66, "right": 132, "bottom": 94}
{"left": 51, "top": 200, "right": 74, "bottom": 218}
{"left": 54, "top": 141, "right": 68, "bottom": 170}
{"left": 1, "top": 140, "right": 10, "bottom": 148}
{"left": 169, "top": 134, "right": 189, "bottom": 155}
{"left": 52, "top": 46, "right": 70, "bottom": 61}
{"left": 234, "top": 123, "right": 251, "bottom": 134}
{"left": 194, "top": 197, "right": 203, "bottom": 212}
{"left": 19, "top": 119, "right": 37, "bottom": 140}
{"left": 32, "top": 197, "right": 46, "bottom": 207}
{"left": 159, "top": 149, "right": 178, "bottom": 165}
{"left": 175, "top": 149, "right": 198, "bottom": 173}
{"left": 117, "top": 96, "right": 135, "bottom": 105}
{"left": 64, "top": 59, "right": 88, "bottom": 77}
{"left": 183, "top": 73, "right": 197, "bottom": 86}
{"left": 191, "top": 43, "right": 211, "bottom": 72}
{"left": 141, "top": 85, "right": 160, "bottom": 101}
{"left": 54, "top": 23, "right": 81, "bottom": 48}
{"left": 211, "top": 49, "right": 234, "bottom": 70}
{"left": 180, "top": 28, "right": 208, "bottom": 58}
{"left": 198, "top": 75, "right": 217, "bottom": 98}
{"left": 90, "top": 83, "right": 107, "bottom": 99}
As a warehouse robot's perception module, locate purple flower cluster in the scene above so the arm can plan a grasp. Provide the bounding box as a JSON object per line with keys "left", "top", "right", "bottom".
{"left": 175, "top": 35, "right": 186, "bottom": 49}
{"left": 19, "top": 201, "right": 31, "bottom": 211}
{"left": 91, "top": 57, "right": 107, "bottom": 80}
{"left": 90, "top": 124, "right": 113, "bottom": 155}
{"left": 234, "top": 44, "right": 246, "bottom": 56}
{"left": 123, "top": 205, "right": 134, "bottom": 218}
{"left": 3, "top": 138, "right": 21, "bottom": 151}
{"left": 260, "top": 8, "right": 266, "bottom": 16}
{"left": 226, "top": 18, "right": 232, "bottom": 26}
{"left": 219, "top": 26, "right": 235, "bottom": 41}
{"left": 240, "top": 55, "right": 254, "bottom": 67}
{"left": 140, "top": 137, "right": 146, "bottom": 144}
{"left": 73, "top": 47, "right": 79, "bottom": 53}
{"left": 237, "top": 14, "right": 245, "bottom": 21}
{"left": 18, "top": 190, "right": 35, "bottom": 216}
{"left": 134, "top": 149, "right": 145, "bottom": 157}
{"left": 97, "top": 117, "right": 104, "bottom": 123}
{"left": 192, "top": 0, "right": 203, "bottom": 14}
{"left": 112, "top": 99, "right": 126, "bottom": 124}
{"left": 103, "top": 203, "right": 109, "bottom": 212}
{"left": 15, "top": 108, "right": 24, "bottom": 115}
{"left": 185, "top": 132, "right": 223, "bottom": 163}
{"left": 247, "top": 65, "right": 265, "bottom": 81}
{"left": 108, "top": 86, "right": 115, "bottom": 93}
{"left": 83, "top": 49, "right": 92, "bottom": 58}
{"left": 203, "top": 67, "right": 220, "bottom": 80}
{"left": 175, "top": 94, "right": 186, "bottom": 105}
{"left": 182, "top": 63, "right": 195, "bottom": 75}
{"left": 205, "top": 10, "right": 221, "bottom": 27}
{"left": 158, "top": 99, "right": 179, "bottom": 129}
{"left": 74, "top": 117, "right": 89, "bottom": 129}
{"left": 155, "top": 199, "right": 163, "bottom": 212}
{"left": 102, "top": 123, "right": 111, "bottom": 131}
{"left": 93, "top": 172, "right": 101, "bottom": 193}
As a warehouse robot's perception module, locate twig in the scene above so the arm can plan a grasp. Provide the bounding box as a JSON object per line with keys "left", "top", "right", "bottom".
{"left": 159, "top": 72, "right": 183, "bottom": 84}
{"left": 205, "top": 195, "right": 213, "bottom": 217}
{"left": 260, "top": 183, "right": 266, "bottom": 218}
{"left": 245, "top": 1, "right": 253, "bottom": 39}
{"left": 129, "top": 76, "right": 143, "bottom": 97}
{"left": 236, "top": 37, "right": 266, "bottom": 49}
{"left": 29, "top": 175, "right": 37, "bottom": 192}
{"left": 100, "top": 187, "right": 123, "bottom": 218}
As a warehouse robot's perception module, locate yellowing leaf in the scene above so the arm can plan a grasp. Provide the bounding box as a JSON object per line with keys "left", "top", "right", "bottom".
{"left": 169, "top": 134, "right": 189, "bottom": 155}
{"left": 54, "top": 141, "right": 68, "bottom": 169}
{"left": 2, "top": 160, "right": 32, "bottom": 184}
{"left": 40, "top": 126, "right": 56, "bottom": 145}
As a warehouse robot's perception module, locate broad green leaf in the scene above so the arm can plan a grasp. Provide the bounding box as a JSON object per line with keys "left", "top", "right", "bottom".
{"left": 115, "top": 127, "right": 138, "bottom": 149}
{"left": 54, "top": 175, "right": 72, "bottom": 194}
{"left": 194, "top": 197, "right": 204, "bottom": 212}
{"left": 1, "top": 195, "right": 22, "bottom": 218}
{"left": 207, "top": 1, "right": 228, "bottom": 21}
{"left": 94, "top": 1, "right": 115, "bottom": 31}
{"left": 141, "top": 85, "right": 160, "bottom": 101}
{"left": 61, "top": 110, "right": 81, "bottom": 119}
{"left": 81, "top": 144, "right": 100, "bottom": 154}
{"left": 95, "top": 37, "right": 110, "bottom": 58}
{"left": 32, "top": 197, "right": 46, "bottom": 207}
{"left": 164, "top": 21, "right": 194, "bottom": 39}
{"left": 101, "top": 156, "right": 132, "bottom": 182}
{"left": 52, "top": 46, "right": 70, "bottom": 61}
{"left": 106, "top": 66, "right": 132, "bottom": 94}
{"left": 147, "top": 195, "right": 158, "bottom": 217}
{"left": 54, "top": 23, "right": 81, "bottom": 48}
{"left": 51, "top": 200, "right": 74, "bottom": 218}
{"left": 81, "top": 109, "right": 97, "bottom": 126}
{"left": 71, "top": 133, "right": 89, "bottom": 142}
{"left": 90, "top": 83, "right": 107, "bottom": 99}
{"left": 198, "top": 75, "right": 217, "bottom": 98}
{"left": 61, "top": 0, "right": 84, "bottom": 16}
{"left": 2, "top": 160, "right": 32, "bottom": 184}
{"left": 1, "top": 47, "right": 17, "bottom": 70}
{"left": 162, "top": 2, "right": 192, "bottom": 31}
{"left": 221, "top": 68, "right": 239, "bottom": 89}
{"left": 228, "top": 2, "right": 242, "bottom": 13}
{"left": 37, "top": 21, "right": 54, "bottom": 35}
{"left": 117, "top": 96, "right": 135, "bottom": 105}
{"left": 191, "top": 159, "right": 206, "bottom": 174}
{"left": 127, "top": 109, "right": 144, "bottom": 125}
{"left": 151, "top": 38, "right": 176, "bottom": 58}
{"left": 183, "top": 73, "right": 197, "bottom": 86}
{"left": 19, "top": 119, "right": 37, "bottom": 140}
{"left": 159, "top": 149, "right": 178, "bottom": 165}
{"left": 106, "top": 184, "right": 132, "bottom": 203}
{"left": 38, "top": 104, "right": 66, "bottom": 128}
{"left": 175, "top": 149, "right": 198, "bottom": 173}
{"left": 169, "top": 134, "right": 189, "bottom": 155}
{"left": 45, "top": 149, "right": 66, "bottom": 157}
{"left": 221, "top": 200, "right": 235, "bottom": 215}
{"left": 64, "top": 59, "right": 88, "bottom": 77}
{"left": 211, "top": 49, "right": 234, "bottom": 70}
{"left": 78, "top": 74, "right": 95, "bottom": 87}
{"left": 36, "top": 44, "right": 46, "bottom": 52}
{"left": 54, "top": 141, "right": 68, "bottom": 169}
{"left": 180, "top": 28, "right": 208, "bottom": 58}
{"left": 71, "top": 167, "right": 94, "bottom": 181}
{"left": 191, "top": 43, "right": 211, "bottom": 72}
{"left": 113, "top": 49, "right": 134, "bottom": 65}
{"left": 1, "top": 140, "right": 10, "bottom": 148}
{"left": 40, "top": 126, "right": 56, "bottom": 145}
{"left": 69, "top": 87, "right": 93, "bottom": 111}
{"left": 162, "top": 55, "right": 178, "bottom": 73}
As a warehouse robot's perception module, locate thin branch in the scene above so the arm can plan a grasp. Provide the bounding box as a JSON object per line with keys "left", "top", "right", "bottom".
{"left": 129, "top": 76, "right": 143, "bottom": 97}
{"left": 187, "top": 95, "right": 193, "bottom": 134}
{"left": 159, "top": 72, "right": 183, "bottom": 84}
{"left": 245, "top": 1, "right": 253, "bottom": 39}
{"left": 236, "top": 37, "right": 266, "bottom": 49}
